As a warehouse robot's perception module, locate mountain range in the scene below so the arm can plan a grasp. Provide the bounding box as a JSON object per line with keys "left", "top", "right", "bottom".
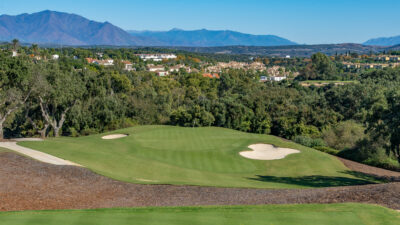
{"left": 128, "top": 29, "right": 297, "bottom": 47}
{"left": 0, "top": 10, "right": 148, "bottom": 46}
{"left": 364, "top": 35, "right": 400, "bottom": 46}
{"left": 1, "top": 10, "right": 399, "bottom": 48}
{"left": 0, "top": 10, "right": 297, "bottom": 47}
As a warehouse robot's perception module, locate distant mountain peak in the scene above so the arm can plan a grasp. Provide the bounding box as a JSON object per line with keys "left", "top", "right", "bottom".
{"left": 170, "top": 28, "right": 183, "bottom": 31}
{"left": 0, "top": 10, "right": 297, "bottom": 47}
{"left": 364, "top": 35, "right": 400, "bottom": 46}
{"left": 0, "top": 10, "right": 143, "bottom": 46}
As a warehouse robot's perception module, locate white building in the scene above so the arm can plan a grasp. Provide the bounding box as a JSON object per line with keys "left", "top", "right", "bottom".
{"left": 137, "top": 54, "right": 177, "bottom": 62}
{"left": 147, "top": 65, "right": 165, "bottom": 72}
{"left": 12, "top": 51, "right": 18, "bottom": 57}
{"left": 169, "top": 64, "right": 186, "bottom": 72}
{"left": 122, "top": 61, "right": 134, "bottom": 71}
{"left": 259, "top": 76, "right": 268, "bottom": 82}
{"left": 269, "top": 76, "right": 287, "bottom": 82}
{"left": 85, "top": 58, "right": 114, "bottom": 66}
{"left": 52, "top": 54, "right": 59, "bottom": 60}
{"left": 157, "top": 71, "right": 169, "bottom": 76}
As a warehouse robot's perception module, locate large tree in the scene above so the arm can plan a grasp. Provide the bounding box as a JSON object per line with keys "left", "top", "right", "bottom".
{"left": 0, "top": 56, "right": 32, "bottom": 139}
{"left": 366, "top": 89, "right": 400, "bottom": 163}
{"left": 34, "top": 64, "right": 85, "bottom": 137}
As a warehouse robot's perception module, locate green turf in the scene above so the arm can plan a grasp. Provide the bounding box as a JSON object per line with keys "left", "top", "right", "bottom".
{"left": 1, "top": 204, "right": 398, "bottom": 225}
{"left": 19, "top": 125, "right": 381, "bottom": 189}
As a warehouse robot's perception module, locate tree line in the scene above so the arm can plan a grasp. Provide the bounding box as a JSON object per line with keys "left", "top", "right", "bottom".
{"left": 1, "top": 47, "right": 400, "bottom": 170}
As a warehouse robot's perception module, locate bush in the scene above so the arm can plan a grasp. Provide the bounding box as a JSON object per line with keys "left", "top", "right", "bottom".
{"left": 80, "top": 126, "right": 99, "bottom": 136}
{"left": 313, "top": 146, "right": 340, "bottom": 155}
{"left": 68, "top": 127, "right": 79, "bottom": 137}
{"left": 337, "top": 137, "right": 400, "bottom": 171}
{"left": 293, "top": 135, "right": 326, "bottom": 148}
{"left": 322, "top": 120, "right": 365, "bottom": 151}
{"left": 104, "top": 118, "right": 137, "bottom": 131}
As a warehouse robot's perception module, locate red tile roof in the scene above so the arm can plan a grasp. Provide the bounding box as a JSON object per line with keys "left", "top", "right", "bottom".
{"left": 202, "top": 73, "right": 220, "bottom": 79}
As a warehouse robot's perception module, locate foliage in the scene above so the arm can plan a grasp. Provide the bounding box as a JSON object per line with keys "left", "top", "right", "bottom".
{"left": 293, "top": 136, "right": 326, "bottom": 148}
{"left": 1, "top": 46, "right": 400, "bottom": 169}
{"left": 322, "top": 120, "right": 365, "bottom": 151}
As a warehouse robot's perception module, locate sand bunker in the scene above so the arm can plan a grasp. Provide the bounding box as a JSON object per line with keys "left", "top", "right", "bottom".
{"left": 239, "top": 144, "right": 300, "bottom": 160}
{"left": 101, "top": 134, "right": 128, "bottom": 140}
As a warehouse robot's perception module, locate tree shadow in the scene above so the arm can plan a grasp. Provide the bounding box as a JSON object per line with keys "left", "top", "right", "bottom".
{"left": 341, "top": 170, "right": 398, "bottom": 182}
{"left": 248, "top": 170, "right": 385, "bottom": 188}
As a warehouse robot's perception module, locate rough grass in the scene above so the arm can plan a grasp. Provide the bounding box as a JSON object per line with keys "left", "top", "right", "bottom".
{"left": 0, "top": 147, "right": 9, "bottom": 153}
{"left": 0, "top": 204, "right": 398, "bottom": 225}
{"left": 20, "top": 125, "right": 381, "bottom": 189}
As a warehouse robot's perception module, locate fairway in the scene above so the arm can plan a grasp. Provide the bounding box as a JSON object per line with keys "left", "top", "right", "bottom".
{"left": 19, "top": 125, "right": 379, "bottom": 189}
{"left": 1, "top": 204, "right": 398, "bottom": 225}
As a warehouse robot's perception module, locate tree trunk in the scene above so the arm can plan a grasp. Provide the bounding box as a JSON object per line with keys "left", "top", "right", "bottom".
{"left": 39, "top": 124, "right": 49, "bottom": 139}
{"left": 39, "top": 97, "right": 70, "bottom": 138}
{"left": 0, "top": 122, "right": 3, "bottom": 140}
{"left": 54, "top": 127, "right": 60, "bottom": 138}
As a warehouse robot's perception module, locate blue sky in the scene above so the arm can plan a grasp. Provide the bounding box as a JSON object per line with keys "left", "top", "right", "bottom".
{"left": 0, "top": 0, "right": 399, "bottom": 44}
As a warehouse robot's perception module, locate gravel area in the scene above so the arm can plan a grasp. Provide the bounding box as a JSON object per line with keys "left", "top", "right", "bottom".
{"left": 0, "top": 152, "right": 399, "bottom": 212}
{"left": 336, "top": 157, "right": 400, "bottom": 181}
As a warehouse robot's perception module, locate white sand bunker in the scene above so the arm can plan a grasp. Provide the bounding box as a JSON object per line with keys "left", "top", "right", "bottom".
{"left": 102, "top": 134, "right": 128, "bottom": 140}
{"left": 239, "top": 144, "right": 300, "bottom": 160}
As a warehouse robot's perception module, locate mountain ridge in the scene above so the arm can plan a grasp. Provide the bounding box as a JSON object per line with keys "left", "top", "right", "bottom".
{"left": 364, "top": 35, "right": 400, "bottom": 46}
{"left": 0, "top": 10, "right": 297, "bottom": 47}
{"left": 0, "top": 10, "right": 142, "bottom": 45}
{"left": 128, "top": 29, "right": 298, "bottom": 47}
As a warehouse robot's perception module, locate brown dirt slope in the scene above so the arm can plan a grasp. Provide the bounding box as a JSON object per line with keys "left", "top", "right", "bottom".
{"left": 0, "top": 152, "right": 399, "bottom": 212}
{"left": 336, "top": 157, "right": 400, "bottom": 180}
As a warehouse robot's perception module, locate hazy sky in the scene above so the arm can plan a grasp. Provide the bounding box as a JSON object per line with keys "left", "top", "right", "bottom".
{"left": 0, "top": 0, "right": 399, "bottom": 44}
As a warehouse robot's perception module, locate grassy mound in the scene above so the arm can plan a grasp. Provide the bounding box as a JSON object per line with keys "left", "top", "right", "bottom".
{"left": 1, "top": 204, "right": 398, "bottom": 225}
{"left": 20, "top": 125, "right": 380, "bottom": 188}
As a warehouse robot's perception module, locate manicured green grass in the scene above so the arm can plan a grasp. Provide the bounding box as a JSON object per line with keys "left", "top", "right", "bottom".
{"left": 1, "top": 204, "right": 398, "bottom": 225}
{"left": 20, "top": 125, "right": 380, "bottom": 189}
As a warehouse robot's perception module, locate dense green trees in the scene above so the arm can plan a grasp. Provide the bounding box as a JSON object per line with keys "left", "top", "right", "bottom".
{"left": 0, "top": 47, "right": 399, "bottom": 169}
{"left": 0, "top": 53, "right": 32, "bottom": 139}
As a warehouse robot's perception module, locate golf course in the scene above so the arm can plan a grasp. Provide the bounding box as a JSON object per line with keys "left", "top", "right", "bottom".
{"left": 1, "top": 204, "right": 398, "bottom": 225}
{"left": 19, "top": 125, "right": 379, "bottom": 189}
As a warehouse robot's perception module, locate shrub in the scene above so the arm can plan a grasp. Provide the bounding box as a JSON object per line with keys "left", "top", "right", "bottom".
{"left": 293, "top": 135, "right": 326, "bottom": 148}
{"left": 80, "top": 126, "right": 99, "bottom": 136}
{"left": 322, "top": 120, "right": 365, "bottom": 151}
{"left": 313, "top": 146, "right": 340, "bottom": 155}
{"left": 68, "top": 127, "right": 79, "bottom": 137}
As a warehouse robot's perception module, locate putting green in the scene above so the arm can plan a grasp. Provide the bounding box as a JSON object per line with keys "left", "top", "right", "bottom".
{"left": 19, "top": 125, "right": 380, "bottom": 188}
{"left": 0, "top": 204, "right": 398, "bottom": 225}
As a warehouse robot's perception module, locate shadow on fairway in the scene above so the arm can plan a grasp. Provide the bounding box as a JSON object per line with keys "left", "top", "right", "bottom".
{"left": 248, "top": 170, "right": 386, "bottom": 187}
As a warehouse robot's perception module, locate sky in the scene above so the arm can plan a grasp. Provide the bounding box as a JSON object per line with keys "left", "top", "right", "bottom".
{"left": 0, "top": 0, "right": 399, "bottom": 44}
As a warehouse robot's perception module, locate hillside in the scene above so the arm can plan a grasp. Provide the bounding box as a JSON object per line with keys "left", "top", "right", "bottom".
{"left": 364, "top": 35, "right": 400, "bottom": 46}
{"left": 0, "top": 11, "right": 297, "bottom": 47}
{"left": 166, "top": 43, "right": 386, "bottom": 57}
{"left": 0, "top": 10, "right": 144, "bottom": 46}
{"left": 128, "top": 28, "right": 297, "bottom": 47}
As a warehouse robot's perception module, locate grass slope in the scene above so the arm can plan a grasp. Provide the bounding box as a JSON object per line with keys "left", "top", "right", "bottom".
{"left": 20, "top": 125, "right": 379, "bottom": 189}
{"left": 1, "top": 204, "right": 398, "bottom": 225}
